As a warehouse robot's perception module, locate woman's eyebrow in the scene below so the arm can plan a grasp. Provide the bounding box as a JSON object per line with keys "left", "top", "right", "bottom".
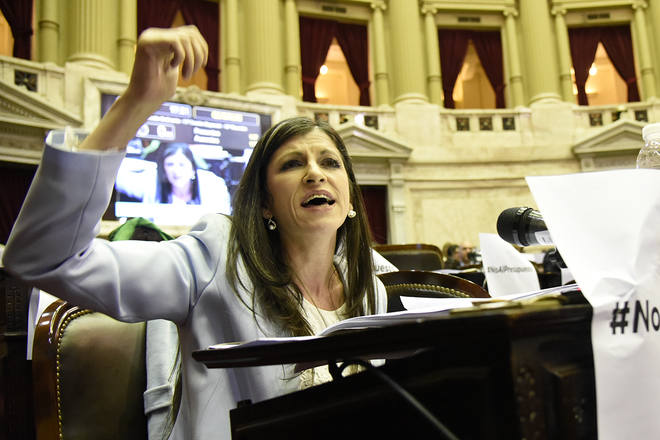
{"left": 275, "top": 149, "right": 304, "bottom": 161}
{"left": 275, "top": 146, "right": 338, "bottom": 161}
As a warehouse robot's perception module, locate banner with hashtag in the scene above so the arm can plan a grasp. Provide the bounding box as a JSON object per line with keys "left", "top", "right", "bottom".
{"left": 527, "top": 168, "right": 660, "bottom": 439}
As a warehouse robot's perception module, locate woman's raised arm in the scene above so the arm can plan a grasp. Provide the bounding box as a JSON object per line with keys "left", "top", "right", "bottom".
{"left": 1, "top": 26, "right": 210, "bottom": 318}
{"left": 79, "top": 25, "right": 208, "bottom": 152}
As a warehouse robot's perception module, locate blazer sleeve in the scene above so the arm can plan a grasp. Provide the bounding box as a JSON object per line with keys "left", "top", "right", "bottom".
{"left": 2, "top": 143, "right": 225, "bottom": 324}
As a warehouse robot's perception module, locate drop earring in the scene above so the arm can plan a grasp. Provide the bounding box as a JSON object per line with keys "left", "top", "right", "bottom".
{"left": 266, "top": 217, "right": 277, "bottom": 230}
{"left": 347, "top": 209, "right": 356, "bottom": 219}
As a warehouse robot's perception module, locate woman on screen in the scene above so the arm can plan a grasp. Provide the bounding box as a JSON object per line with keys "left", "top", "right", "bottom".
{"left": 157, "top": 143, "right": 201, "bottom": 204}
{"left": 2, "top": 26, "right": 386, "bottom": 440}
{"left": 115, "top": 142, "right": 231, "bottom": 217}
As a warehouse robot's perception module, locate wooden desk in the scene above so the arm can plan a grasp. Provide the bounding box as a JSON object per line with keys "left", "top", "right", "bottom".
{"left": 195, "top": 294, "right": 595, "bottom": 440}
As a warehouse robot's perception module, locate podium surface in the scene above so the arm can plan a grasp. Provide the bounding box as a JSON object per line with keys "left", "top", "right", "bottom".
{"left": 194, "top": 295, "right": 596, "bottom": 439}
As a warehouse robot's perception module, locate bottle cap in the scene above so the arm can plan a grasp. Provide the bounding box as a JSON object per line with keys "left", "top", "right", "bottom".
{"left": 643, "top": 123, "right": 660, "bottom": 142}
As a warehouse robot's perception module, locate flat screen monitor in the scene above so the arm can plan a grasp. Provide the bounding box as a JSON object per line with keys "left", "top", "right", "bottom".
{"left": 101, "top": 94, "right": 271, "bottom": 225}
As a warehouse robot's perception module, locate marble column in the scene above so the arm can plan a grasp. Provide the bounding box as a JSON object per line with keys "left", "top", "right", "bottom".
{"left": 243, "top": 0, "right": 284, "bottom": 95}
{"left": 223, "top": 0, "right": 240, "bottom": 94}
{"left": 283, "top": 0, "right": 301, "bottom": 98}
{"left": 551, "top": 6, "right": 575, "bottom": 103}
{"left": 117, "top": 0, "right": 137, "bottom": 75}
{"left": 422, "top": 5, "right": 442, "bottom": 106}
{"left": 37, "top": 0, "right": 60, "bottom": 64}
{"left": 388, "top": 161, "right": 407, "bottom": 244}
{"left": 388, "top": 0, "right": 428, "bottom": 103}
{"left": 503, "top": 7, "right": 524, "bottom": 107}
{"left": 371, "top": 1, "right": 390, "bottom": 106}
{"left": 518, "top": 0, "right": 561, "bottom": 103}
{"left": 633, "top": 0, "right": 656, "bottom": 99}
{"left": 648, "top": 0, "right": 660, "bottom": 94}
{"left": 67, "top": 0, "right": 116, "bottom": 69}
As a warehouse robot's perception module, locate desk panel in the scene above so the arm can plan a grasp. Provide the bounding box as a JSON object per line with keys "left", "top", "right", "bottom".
{"left": 195, "top": 297, "right": 596, "bottom": 439}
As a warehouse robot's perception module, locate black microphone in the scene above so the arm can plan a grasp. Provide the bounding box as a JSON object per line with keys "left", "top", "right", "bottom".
{"left": 496, "top": 207, "right": 554, "bottom": 246}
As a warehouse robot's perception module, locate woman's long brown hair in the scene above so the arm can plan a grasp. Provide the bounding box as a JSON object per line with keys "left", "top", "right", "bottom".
{"left": 226, "top": 117, "right": 376, "bottom": 336}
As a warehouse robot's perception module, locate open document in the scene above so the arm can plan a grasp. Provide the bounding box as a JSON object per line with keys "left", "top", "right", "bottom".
{"left": 208, "top": 284, "right": 579, "bottom": 350}
{"left": 201, "top": 284, "right": 579, "bottom": 373}
{"left": 526, "top": 168, "right": 660, "bottom": 440}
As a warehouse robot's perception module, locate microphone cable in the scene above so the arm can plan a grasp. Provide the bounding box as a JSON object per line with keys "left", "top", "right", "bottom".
{"left": 329, "top": 359, "right": 460, "bottom": 440}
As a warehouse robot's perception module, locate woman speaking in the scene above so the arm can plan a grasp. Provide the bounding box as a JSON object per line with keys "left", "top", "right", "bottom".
{"left": 2, "top": 26, "right": 386, "bottom": 440}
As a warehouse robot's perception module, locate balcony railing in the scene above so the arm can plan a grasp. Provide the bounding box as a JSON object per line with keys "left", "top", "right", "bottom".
{"left": 572, "top": 101, "right": 654, "bottom": 129}
{"left": 441, "top": 107, "right": 527, "bottom": 133}
{"left": 0, "top": 55, "right": 66, "bottom": 107}
{"left": 2, "top": 54, "right": 658, "bottom": 149}
{"left": 296, "top": 101, "right": 396, "bottom": 133}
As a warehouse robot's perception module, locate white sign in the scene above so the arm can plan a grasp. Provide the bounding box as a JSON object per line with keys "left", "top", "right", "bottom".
{"left": 479, "top": 233, "right": 540, "bottom": 297}
{"left": 527, "top": 168, "right": 660, "bottom": 439}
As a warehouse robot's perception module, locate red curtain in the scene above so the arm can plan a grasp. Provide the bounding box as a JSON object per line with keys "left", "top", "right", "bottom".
{"left": 360, "top": 186, "right": 388, "bottom": 244}
{"left": 0, "top": 0, "right": 33, "bottom": 59}
{"left": 471, "top": 30, "right": 505, "bottom": 108}
{"left": 138, "top": 0, "right": 219, "bottom": 91}
{"left": 181, "top": 1, "right": 219, "bottom": 91}
{"left": 137, "top": 0, "right": 181, "bottom": 32}
{"left": 335, "top": 22, "right": 371, "bottom": 106}
{"left": 438, "top": 29, "right": 505, "bottom": 109}
{"left": 568, "top": 27, "right": 601, "bottom": 105}
{"left": 0, "top": 164, "right": 35, "bottom": 245}
{"left": 599, "top": 25, "right": 640, "bottom": 102}
{"left": 437, "top": 29, "right": 470, "bottom": 109}
{"left": 299, "top": 16, "right": 336, "bottom": 102}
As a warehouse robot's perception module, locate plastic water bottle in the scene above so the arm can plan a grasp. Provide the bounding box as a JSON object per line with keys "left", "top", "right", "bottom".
{"left": 637, "top": 122, "right": 660, "bottom": 169}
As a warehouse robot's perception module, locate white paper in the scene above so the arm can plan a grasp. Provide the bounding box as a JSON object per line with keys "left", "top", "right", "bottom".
{"left": 527, "top": 168, "right": 660, "bottom": 439}
{"left": 479, "top": 232, "right": 540, "bottom": 297}
{"left": 208, "top": 336, "right": 319, "bottom": 350}
{"left": 400, "top": 284, "right": 578, "bottom": 312}
{"left": 399, "top": 296, "right": 476, "bottom": 312}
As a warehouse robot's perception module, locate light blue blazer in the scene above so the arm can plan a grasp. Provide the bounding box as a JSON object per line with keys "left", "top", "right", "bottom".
{"left": 3, "top": 142, "right": 387, "bottom": 440}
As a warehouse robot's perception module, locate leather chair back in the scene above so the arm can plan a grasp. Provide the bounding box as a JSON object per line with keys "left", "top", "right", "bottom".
{"left": 378, "top": 270, "right": 490, "bottom": 312}
{"left": 373, "top": 243, "right": 444, "bottom": 271}
{"left": 32, "top": 300, "right": 148, "bottom": 440}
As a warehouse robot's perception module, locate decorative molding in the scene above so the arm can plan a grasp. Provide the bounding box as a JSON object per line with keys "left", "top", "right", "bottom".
{"left": 551, "top": 0, "right": 637, "bottom": 12}
{"left": 297, "top": 0, "right": 372, "bottom": 21}
{"left": 421, "top": 0, "right": 515, "bottom": 13}
{"left": 551, "top": 6, "right": 567, "bottom": 16}
{"left": 421, "top": 5, "right": 438, "bottom": 15}
{"left": 177, "top": 85, "right": 208, "bottom": 107}
{"left": 335, "top": 122, "right": 412, "bottom": 160}
{"left": 0, "top": 77, "right": 83, "bottom": 164}
{"left": 632, "top": 0, "right": 648, "bottom": 10}
{"left": 503, "top": 6, "right": 519, "bottom": 17}
{"left": 370, "top": 0, "right": 386, "bottom": 12}
{"left": 353, "top": 161, "right": 390, "bottom": 184}
{"left": 572, "top": 119, "right": 644, "bottom": 171}
{"left": 0, "top": 81, "right": 80, "bottom": 126}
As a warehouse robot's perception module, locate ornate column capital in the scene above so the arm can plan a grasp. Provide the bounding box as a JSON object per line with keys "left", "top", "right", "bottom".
{"left": 370, "top": 0, "right": 386, "bottom": 12}
{"left": 503, "top": 6, "right": 518, "bottom": 18}
{"left": 632, "top": 0, "right": 648, "bottom": 10}
{"left": 421, "top": 5, "right": 437, "bottom": 16}
{"left": 551, "top": 6, "right": 567, "bottom": 16}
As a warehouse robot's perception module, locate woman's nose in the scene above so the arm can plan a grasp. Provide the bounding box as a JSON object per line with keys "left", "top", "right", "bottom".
{"left": 304, "top": 162, "right": 325, "bottom": 183}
